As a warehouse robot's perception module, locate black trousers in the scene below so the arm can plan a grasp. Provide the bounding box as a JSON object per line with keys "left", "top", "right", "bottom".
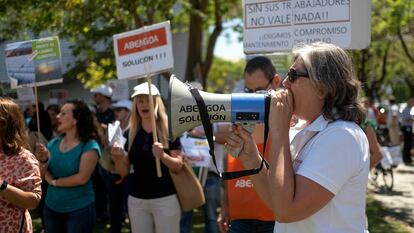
{"left": 401, "top": 126, "right": 413, "bottom": 164}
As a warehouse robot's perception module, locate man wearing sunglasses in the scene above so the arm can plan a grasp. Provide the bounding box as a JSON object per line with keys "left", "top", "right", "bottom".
{"left": 218, "top": 56, "right": 280, "bottom": 233}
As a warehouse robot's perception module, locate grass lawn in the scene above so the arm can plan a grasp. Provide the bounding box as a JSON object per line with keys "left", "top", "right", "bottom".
{"left": 366, "top": 194, "right": 411, "bottom": 233}
{"left": 30, "top": 194, "right": 411, "bottom": 233}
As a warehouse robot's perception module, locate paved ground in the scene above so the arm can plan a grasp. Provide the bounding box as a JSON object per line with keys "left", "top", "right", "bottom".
{"left": 369, "top": 163, "right": 414, "bottom": 232}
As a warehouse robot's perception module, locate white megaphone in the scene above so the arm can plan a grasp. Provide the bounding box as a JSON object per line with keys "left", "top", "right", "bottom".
{"left": 168, "top": 75, "right": 270, "bottom": 140}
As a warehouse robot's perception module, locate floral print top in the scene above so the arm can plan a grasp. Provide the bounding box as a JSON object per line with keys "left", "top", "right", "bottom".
{"left": 0, "top": 149, "right": 42, "bottom": 233}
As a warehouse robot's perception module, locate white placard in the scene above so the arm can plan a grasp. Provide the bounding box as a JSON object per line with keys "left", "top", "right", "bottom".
{"left": 107, "top": 80, "right": 130, "bottom": 101}
{"left": 16, "top": 87, "right": 35, "bottom": 102}
{"left": 113, "top": 21, "right": 174, "bottom": 80}
{"left": 180, "top": 134, "right": 211, "bottom": 168}
{"left": 243, "top": 0, "right": 371, "bottom": 53}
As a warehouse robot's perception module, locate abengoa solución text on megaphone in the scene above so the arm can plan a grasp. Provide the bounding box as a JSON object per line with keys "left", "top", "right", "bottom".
{"left": 168, "top": 75, "right": 270, "bottom": 140}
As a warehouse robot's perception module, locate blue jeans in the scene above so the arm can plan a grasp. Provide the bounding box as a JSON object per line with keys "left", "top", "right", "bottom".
{"left": 180, "top": 211, "right": 193, "bottom": 233}
{"left": 100, "top": 169, "right": 130, "bottom": 233}
{"left": 44, "top": 202, "right": 96, "bottom": 233}
{"left": 229, "top": 219, "right": 275, "bottom": 233}
{"left": 203, "top": 173, "right": 221, "bottom": 233}
{"left": 180, "top": 173, "right": 221, "bottom": 233}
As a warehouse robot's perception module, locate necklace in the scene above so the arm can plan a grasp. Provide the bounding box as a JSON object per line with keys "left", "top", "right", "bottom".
{"left": 61, "top": 138, "right": 69, "bottom": 151}
{"left": 61, "top": 137, "right": 78, "bottom": 152}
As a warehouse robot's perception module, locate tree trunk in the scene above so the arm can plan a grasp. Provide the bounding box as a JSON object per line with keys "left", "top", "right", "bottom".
{"left": 185, "top": 0, "right": 205, "bottom": 83}
{"left": 184, "top": 0, "right": 223, "bottom": 89}
{"left": 200, "top": 0, "right": 223, "bottom": 88}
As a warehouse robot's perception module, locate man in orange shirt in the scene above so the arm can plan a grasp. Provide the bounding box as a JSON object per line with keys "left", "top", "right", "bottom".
{"left": 218, "top": 56, "right": 280, "bottom": 233}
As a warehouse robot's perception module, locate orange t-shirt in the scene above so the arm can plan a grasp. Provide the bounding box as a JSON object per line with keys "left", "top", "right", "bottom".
{"left": 226, "top": 143, "right": 274, "bottom": 221}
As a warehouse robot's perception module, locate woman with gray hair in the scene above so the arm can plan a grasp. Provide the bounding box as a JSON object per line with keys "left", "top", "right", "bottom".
{"left": 226, "top": 43, "right": 370, "bottom": 233}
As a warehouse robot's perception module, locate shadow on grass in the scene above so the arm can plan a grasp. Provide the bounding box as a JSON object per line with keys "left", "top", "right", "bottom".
{"left": 367, "top": 194, "right": 412, "bottom": 233}
{"left": 31, "top": 194, "right": 411, "bottom": 233}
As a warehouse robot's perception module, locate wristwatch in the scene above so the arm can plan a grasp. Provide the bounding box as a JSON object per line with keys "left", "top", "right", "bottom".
{"left": 0, "top": 180, "right": 8, "bottom": 192}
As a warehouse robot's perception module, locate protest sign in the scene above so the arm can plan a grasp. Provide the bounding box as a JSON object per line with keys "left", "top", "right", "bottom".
{"left": 113, "top": 21, "right": 174, "bottom": 177}
{"left": 113, "top": 21, "right": 174, "bottom": 80}
{"left": 48, "top": 89, "right": 69, "bottom": 105}
{"left": 180, "top": 134, "right": 211, "bottom": 168}
{"left": 16, "top": 87, "right": 35, "bottom": 106}
{"left": 5, "top": 36, "right": 63, "bottom": 88}
{"left": 243, "top": 0, "right": 371, "bottom": 53}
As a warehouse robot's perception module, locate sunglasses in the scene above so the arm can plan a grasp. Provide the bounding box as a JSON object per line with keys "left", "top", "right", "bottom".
{"left": 244, "top": 77, "right": 274, "bottom": 93}
{"left": 287, "top": 68, "right": 309, "bottom": 83}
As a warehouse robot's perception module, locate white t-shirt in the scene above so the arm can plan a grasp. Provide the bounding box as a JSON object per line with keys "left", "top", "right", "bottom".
{"left": 275, "top": 116, "right": 370, "bottom": 233}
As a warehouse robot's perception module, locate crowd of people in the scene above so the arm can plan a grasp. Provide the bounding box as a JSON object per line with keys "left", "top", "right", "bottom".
{"left": 0, "top": 42, "right": 412, "bottom": 233}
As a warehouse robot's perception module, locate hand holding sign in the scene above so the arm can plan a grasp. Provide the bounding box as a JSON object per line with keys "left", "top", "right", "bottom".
{"left": 113, "top": 21, "right": 174, "bottom": 178}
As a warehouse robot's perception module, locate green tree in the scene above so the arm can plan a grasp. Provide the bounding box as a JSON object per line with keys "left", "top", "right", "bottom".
{"left": 0, "top": 0, "right": 241, "bottom": 89}
{"left": 182, "top": 0, "right": 241, "bottom": 89}
{"left": 207, "top": 56, "right": 245, "bottom": 93}
{"left": 350, "top": 0, "right": 414, "bottom": 102}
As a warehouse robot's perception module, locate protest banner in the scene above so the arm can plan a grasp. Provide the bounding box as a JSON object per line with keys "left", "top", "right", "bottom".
{"left": 243, "top": 0, "right": 371, "bottom": 53}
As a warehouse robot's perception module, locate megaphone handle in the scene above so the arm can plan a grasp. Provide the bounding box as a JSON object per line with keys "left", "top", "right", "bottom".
{"left": 227, "top": 123, "right": 255, "bottom": 158}
{"left": 146, "top": 77, "right": 162, "bottom": 178}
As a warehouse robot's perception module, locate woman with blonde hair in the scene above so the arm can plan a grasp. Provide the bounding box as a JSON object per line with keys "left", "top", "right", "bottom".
{"left": 111, "top": 82, "right": 183, "bottom": 233}
{"left": 0, "top": 98, "right": 42, "bottom": 233}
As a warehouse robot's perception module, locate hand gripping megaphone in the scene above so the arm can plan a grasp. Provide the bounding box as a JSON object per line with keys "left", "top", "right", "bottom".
{"left": 168, "top": 75, "right": 270, "bottom": 140}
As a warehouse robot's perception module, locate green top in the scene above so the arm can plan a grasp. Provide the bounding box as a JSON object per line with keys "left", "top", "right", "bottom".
{"left": 360, "top": 118, "right": 378, "bottom": 131}
{"left": 45, "top": 137, "right": 101, "bottom": 213}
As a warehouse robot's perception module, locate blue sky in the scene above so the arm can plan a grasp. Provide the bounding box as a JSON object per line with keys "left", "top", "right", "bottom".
{"left": 213, "top": 21, "right": 245, "bottom": 61}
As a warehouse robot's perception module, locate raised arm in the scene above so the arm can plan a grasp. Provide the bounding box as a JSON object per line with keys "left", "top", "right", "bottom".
{"left": 110, "top": 145, "right": 131, "bottom": 178}
{"left": 364, "top": 124, "right": 383, "bottom": 169}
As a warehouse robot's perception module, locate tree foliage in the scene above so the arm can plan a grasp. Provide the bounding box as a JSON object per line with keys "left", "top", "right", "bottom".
{"left": 0, "top": 0, "right": 240, "bottom": 89}
{"left": 182, "top": 0, "right": 241, "bottom": 89}
{"left": 207, "top": 56, "right": 245, "bottom": 93}
{"left": 350, "top": 0, "right": 414, "bottom": 102}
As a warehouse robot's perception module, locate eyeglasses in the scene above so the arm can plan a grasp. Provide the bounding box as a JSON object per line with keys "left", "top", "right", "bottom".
{"left": 244, "top": 77, "right": 274, "bottom": 93}
{"left": 287, "top": 68, "right": 309, "bottom": 83}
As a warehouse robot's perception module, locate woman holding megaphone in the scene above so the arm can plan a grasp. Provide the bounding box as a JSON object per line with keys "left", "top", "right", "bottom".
{"left": 111, "top": 82, "right": 183, "bottom": 233}
{"left": 225, "top": 43, "right": 370, "bottom": 233}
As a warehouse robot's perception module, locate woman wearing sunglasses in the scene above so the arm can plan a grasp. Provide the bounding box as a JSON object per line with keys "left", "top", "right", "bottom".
{"left": 226, "top": 42, "right": 369, "bottom": 233}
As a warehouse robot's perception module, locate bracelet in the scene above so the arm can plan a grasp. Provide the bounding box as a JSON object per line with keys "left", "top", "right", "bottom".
{"left": 0, "top": 181, "right": 8, "bottom": 192}
{"left": 40, "top": 157, "right": 49, "bottom": 164}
